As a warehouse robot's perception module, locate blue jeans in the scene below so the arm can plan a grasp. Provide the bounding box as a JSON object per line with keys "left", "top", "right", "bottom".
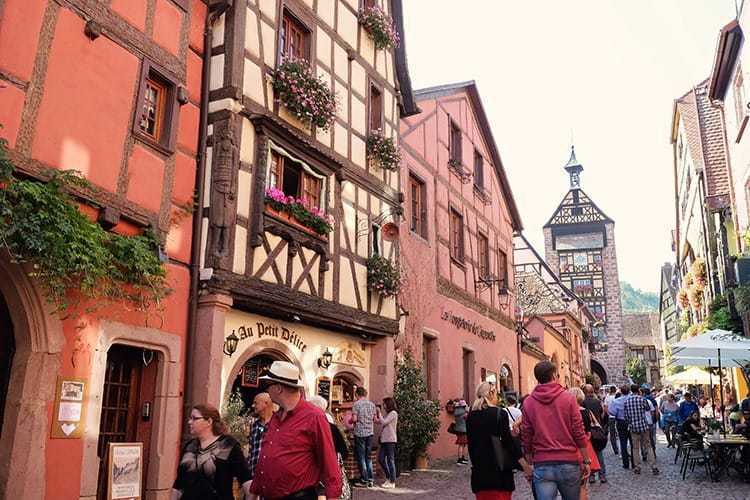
{"left": 595, "top": 448, "right": 606, "bottom": 477}
{"left": 355, "top": 435, "right": 373, "bottom": 481}
{"left": 616, "top": 420, "right": 631, "bottom": 468}
{"left": 533, "top": 463, "right": 581, "bottom": 500}
{"left": 378, "top": 442, "right": 396, "bottom": 482}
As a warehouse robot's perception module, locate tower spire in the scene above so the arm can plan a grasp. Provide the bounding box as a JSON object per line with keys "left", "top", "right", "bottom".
{"left": 564, "top": 145, "right": 583, "bottom": 189}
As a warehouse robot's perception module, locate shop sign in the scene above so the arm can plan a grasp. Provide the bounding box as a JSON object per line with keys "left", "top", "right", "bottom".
{"left": 316, "top": 376, "right": 331, "bottom": 401}
{"left": 51, "top": 377, "right": 87, "bottom": 439}
{"left": 227, "top": 321, "right": 308, "bottom": 353}
{"left": 441, "top": 309, "right": 496, "bottom": 341}
{"left": 107, "top": 442, "right": 143, "bottom": 500}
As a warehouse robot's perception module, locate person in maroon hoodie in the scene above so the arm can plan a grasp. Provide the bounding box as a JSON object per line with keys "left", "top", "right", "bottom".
{"left": 521, "top": 361, "right": 590, "bottom": 500}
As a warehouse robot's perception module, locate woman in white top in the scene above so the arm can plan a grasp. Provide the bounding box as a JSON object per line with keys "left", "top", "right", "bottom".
{"left": 376, "top": 397, "right": 399, "bottom": 489}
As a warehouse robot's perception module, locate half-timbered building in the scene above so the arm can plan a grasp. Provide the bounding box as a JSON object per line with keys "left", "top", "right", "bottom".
{"left": 398, "top": 81, "right": 523, "bottom": 459}
{"left": 543, "top": 148, "right": 626, "bottom": 385}
{"left": 191, "top": 0, "right": 418, "bottom": 428}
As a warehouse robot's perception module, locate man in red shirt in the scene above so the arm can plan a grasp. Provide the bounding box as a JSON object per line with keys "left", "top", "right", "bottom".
{"left": 249, "top": 361, "right": 342, "bottom": 500}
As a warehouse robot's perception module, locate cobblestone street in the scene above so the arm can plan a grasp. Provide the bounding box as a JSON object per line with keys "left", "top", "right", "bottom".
{"left": 354, "top": 433, "right": 750, "bottom": 499}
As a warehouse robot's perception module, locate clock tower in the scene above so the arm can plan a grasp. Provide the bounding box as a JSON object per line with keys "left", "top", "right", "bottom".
{"left": 543, "top": 147, "right": 626, "bottom": 385}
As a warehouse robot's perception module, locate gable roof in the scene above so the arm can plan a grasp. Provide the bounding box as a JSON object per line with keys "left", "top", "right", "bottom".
{"left": 544, "top": 188, "right": 613, "bottom": 227}
{"left": 413, "top": 81, "right": 523, "bottom": 230}
{"left": 390, "top": 0, "right": 420, "bottom": 117}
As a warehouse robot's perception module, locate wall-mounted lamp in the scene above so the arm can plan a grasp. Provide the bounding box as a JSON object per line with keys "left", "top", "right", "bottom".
{"left": 318, "top": 348, "right": 333, "bottom": 369}
{"left": 223, "top": 331, "right": 239, "bottom": 357}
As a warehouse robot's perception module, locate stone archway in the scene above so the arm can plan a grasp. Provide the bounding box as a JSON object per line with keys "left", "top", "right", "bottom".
{"left": 0, "top": 257, "right": 65, "bottom": 499}
{"left": 591, "top": 359, "right": 608, "bottom": 385}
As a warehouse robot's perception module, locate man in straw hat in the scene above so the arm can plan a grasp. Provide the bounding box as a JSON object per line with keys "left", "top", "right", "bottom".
{"left": 248, "top": 361, "right": 342, "bottom": 500}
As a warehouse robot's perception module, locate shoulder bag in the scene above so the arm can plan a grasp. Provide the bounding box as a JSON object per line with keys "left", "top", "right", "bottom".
{"left": 588, "top": 409, "right": 608, "bottom": 452}
{"left": 491, "top": 407, "right": 513, "bottom": 472}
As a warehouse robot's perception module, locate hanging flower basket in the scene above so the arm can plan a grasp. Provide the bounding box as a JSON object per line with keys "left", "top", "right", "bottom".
{"left": 271, "top": 57, "right": 337, "bottom": 130}
{"left": 684, "top": 271, "right": 694, "bottom": 288}
{"left": 358, "top": 5, "right": 400, "bottom": 50}
{"left": 678, "top": 288, "right": 690, "bottom": 309}
{"left": 691, "top": 258, "right": 707, "bottom": 290}
{"left": 264, "top": 187, "right": 333, "bottom": 236}
{"left": 366, "top": 254, "right": 404, "bottom": 297}
{"left": 366, "top": 130, "right": 401, "bottom": 171}
{"left": 688, "top": 285, "right": 704, "bottom": 312}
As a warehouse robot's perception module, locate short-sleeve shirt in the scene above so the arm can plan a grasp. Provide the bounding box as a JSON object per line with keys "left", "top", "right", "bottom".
{"left": 352, "top": 398, "right": 376, "bottom": 437}
{"left": 624, "top": 395, "right": 651, "bottom": 433}
{"left": 173, "top": 435, "right": 251, "bottom": 500}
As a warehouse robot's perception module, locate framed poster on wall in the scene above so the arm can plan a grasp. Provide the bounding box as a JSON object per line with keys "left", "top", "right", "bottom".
{"left": 50, "top": 376, "right": 87, "bottom": 439}
{"left": 241, "top": 358, "right": 260, "bottom": 387}
{"left": 107, "top": 442, "right": 142, "bottom": 500}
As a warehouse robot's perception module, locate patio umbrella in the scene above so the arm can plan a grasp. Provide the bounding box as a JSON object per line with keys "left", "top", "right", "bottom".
{"left": 672, "top": 330, "right": 750, "bottom": 433}
{"left": 665, "top": 366, "right": 714, "bottom": 385}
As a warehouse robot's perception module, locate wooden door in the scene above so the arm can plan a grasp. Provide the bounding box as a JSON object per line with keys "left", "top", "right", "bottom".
{"left": 0, "top": 294, "right": 14, "bottom": 438}
{"left": 96, "top": 345, "right": 158, "bottom": 499}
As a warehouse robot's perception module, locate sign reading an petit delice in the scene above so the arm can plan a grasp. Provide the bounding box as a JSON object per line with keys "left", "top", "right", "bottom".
{"left": 440, "top": 309, "right": 496, "bottom": 342}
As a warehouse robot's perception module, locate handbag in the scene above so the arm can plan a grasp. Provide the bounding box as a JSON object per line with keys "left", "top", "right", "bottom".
{"left": 447, "top": 422, "right": 457, "bottom": 435}
{"left": 490, "top": 407, "right": 513, "bottom": 472}
{"left": 588, "top": 409, "right": 608, "bottom": 452}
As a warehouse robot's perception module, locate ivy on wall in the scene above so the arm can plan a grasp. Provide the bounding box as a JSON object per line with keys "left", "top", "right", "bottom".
{"left": 0, "top": 138, "right": 170, "bottom": 312}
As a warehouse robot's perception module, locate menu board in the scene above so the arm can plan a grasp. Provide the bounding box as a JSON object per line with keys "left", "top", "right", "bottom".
{"left": 316, "top": 376, "right": 331, "bottom": 401}
{"left": 107, "top": 442, "right": 142, "bottom": 500}
{"left": 51, "top": 377, "right": 87, "bottom": 439}
{"left": 242, "top": 358, "right": 260, "bottom": 387}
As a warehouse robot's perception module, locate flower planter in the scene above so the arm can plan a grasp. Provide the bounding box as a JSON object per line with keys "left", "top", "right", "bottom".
{"left": 264, "top": 204, "right": 324, "bottom": 239}
{"left": 414, "top": 453, "right": 429, "bottom": 470}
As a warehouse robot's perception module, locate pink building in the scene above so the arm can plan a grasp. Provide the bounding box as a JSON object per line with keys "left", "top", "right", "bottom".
{"left": 398, "top": 81, "right": 523, "bottom": 460}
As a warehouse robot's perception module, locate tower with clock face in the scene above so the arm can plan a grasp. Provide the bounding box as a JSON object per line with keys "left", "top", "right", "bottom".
{"left": 543, "top": 147, "right": 626, "bottom": 385}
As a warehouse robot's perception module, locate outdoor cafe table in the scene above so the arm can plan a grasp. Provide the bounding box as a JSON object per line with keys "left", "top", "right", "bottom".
{"left": 704, "top": 434, "right": 750, "bottom": 481}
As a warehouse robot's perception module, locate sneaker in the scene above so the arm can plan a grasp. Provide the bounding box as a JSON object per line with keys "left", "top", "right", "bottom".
{"left": 600, "top": 476, "right": 607, "bottom": 484}
{"left": 352, "top": 480, "right": 367, "bottom": 488}
{"left": 382, "top": 481, "right": 395, "bottom": 489}
{"left": 457, "top": 458, "right": 468, "bottom": 465}
{"left": 367, "top": 480, "right": 374, "bottom": 488}
{"left": 652, "top": 468, "right": 660, "bottom": 476}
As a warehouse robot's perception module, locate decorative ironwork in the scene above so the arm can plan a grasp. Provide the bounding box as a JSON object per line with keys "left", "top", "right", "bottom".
{"left": 355, "top": 206, "right": 403, "bottom": 238}
{"left": 474, "top": 274, "right": 503, "bottom": 293}
{"left": 448, "top": 159, "right": 472, "bottom": 184}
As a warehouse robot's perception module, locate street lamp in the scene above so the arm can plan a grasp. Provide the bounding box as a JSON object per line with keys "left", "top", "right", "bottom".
{"left": 318, "top": 348, "right": 333, "bottom": 369}
{"left": 223, "top": 331, "right": 239, "bottom": 357}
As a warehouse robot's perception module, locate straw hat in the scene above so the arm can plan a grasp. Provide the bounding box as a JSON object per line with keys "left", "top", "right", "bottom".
{"left": 258, "top": 361, "right": 304, "bottom": 388}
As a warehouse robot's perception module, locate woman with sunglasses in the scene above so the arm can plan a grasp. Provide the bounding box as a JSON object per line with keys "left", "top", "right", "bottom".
{"left": 172, "top": 404, "right": 251, "bottom": 500}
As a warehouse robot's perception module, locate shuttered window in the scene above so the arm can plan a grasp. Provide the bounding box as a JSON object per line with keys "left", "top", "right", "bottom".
{"left": 409, "top": 174, "right": 427, "bottom": 238}
{"left": 474, "top": 150, "right": 484, "bottom": 189}
{"left": 280, "top": 10, "right": 309, "bottom": 61}
{"left": 478, "top": 233, "right": 489, "bottom": 278}
{"left": 450, "top": 121, "right": 462, "bottom": 164}
{"left": 497, "top": 249, "right": 508, "bottom": 289}
{"left": 450, "top": 208, "right": 464, "bottom": 262}
{"left": 369, "top": 84, "right": 383, "bottom": 133}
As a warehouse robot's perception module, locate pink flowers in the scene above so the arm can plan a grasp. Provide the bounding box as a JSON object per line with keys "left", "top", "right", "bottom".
{"left": 264, "top": 187, "right": 334, "bottom": 235}
{"left": 366, "top": 129, "right": 401, "bottom": 171}
{"left": 366, "top": 255, "right": 404, "bottom": 297}
{"left": 272, "top": 58, "right": 337, "bottom": 130}
{"left": 358, "top": 6, "right": 400, "bottom": 50}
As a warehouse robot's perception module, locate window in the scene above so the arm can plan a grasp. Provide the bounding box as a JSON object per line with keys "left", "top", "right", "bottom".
{"left": 734, "top": 66, "right": 747, "bottom": 126}
{"left": 650, "top": 368, "right": 660, "bottom": 384}
{"left": 462, "top": 349, "right": 475, "bottom": 403}
{"left": 648, "top": 347, "right": 657, "bottom": 361}
{"left": 449, "top": 120, "right": 462, "bottom": 164}
{"left": 573, "top": 253, "right": 587, "bottom": 267}
{"left": 473, "top": 150, "right": 484, "bottom": 189}
{"left": 497, "top": 249, "right": 508, "bottom": 289}
{"left": 593, "top": 252, "right": 602, "bottom": 264}
{"left": 449, "top": 208, "right": 464, "bottom": 262}
{"left": 409, "top": 174, "right": 427, "bottom": 238}
{"left": 572, "top": 278, "right": 593, "bottom": 296}
{"left": 369, "top": 84, "right": 383, "bottom": 133}
{"left": 362, "top": 0, "right": 377, "bottom": 8}
{"left": 133, "top": 61, "right": 178, "bottom": 152}
{"left": 478, "top": 233, "right": 489, "bottom": 278}
{"left": 422, "top": 334, "right": 438, "bottom": 399}
{"left": 371, "top": 224, "right": 380, "bottom": 256}
{"left": 269, "top": 150, "right": 324, "bottom": 210}
{"left": 280, "top": 10, "right": 309, "bottom": 61}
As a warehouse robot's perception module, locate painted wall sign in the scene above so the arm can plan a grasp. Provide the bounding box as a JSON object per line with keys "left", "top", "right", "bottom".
{"left": 226, "top": 321, "right": 308, "bottom": 354}
{"left": 440, "top": 310, "right": 496, "bottom": 341}
{"left": 107, "top": 442, "right": 143, "bottom": 500}
{"left": 51, "top": 376, "right": 87, "bottom": 439}
{"left": 331, "top": 341, "right": 366, "bottom": 367}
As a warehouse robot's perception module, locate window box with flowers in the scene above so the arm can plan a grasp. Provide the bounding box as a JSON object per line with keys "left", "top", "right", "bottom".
{"left": 366, "top": 254, "right": 404, "bottom": 297}
{"left": 688, "top": 284, "right": 704, "bottom": 312}
{"left": 271, "top": 57, "right": 337, "bottom": 131}
{"left": 366, "top": 130, "right": 400, "bottom": 171}
{"left": 691, "top": 258, "right": 707, "bottom": 290}
{"left": 264, "top": 187, "right": 333, "bottom": 237}
{"left": 358, "top": 5, "right": 400, "bottom": 50}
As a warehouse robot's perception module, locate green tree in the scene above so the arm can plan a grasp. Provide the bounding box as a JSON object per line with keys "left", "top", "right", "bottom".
{"left": 625, "top": 356, "right": 647, "bottom": 385}
{"left": 222, "top": 390, "right": 250, "bottom": 448}
{"left": 393, "top": 350, "right": 440, "bottom": 469}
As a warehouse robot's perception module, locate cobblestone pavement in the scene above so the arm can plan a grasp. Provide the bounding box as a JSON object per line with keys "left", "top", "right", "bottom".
{"left": 353, "top": 433, "right": 750, "bottom": 499}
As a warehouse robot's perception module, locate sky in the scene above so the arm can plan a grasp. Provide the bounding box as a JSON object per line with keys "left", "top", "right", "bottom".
{"left": 402, "top": 0, "right": 738, "bottom": 293}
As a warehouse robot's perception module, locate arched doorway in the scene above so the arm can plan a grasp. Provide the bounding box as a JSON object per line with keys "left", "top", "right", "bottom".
{"left": 230, "top": 350, "right": 290, "bottom": 414}
{"left": 591, "top": 359, "right": 607, "bottom": 385}
{"left": 499, "top": 364, "right": 514, "bottom": 397}
{"left": 330, "top": 371, "right": 362, "bottom": 426}
{"left": 0, "top": 292, "right": 14, "bottom": 438}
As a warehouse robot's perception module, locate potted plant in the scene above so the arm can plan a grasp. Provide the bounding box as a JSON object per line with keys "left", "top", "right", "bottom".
{"left": 678, "top": 288, "right": 690, "bottom": 309}
{"left": 358, "top": 4, "right": 400, "bottom": 50}
{"left": 264, "top": 187, "right": 334, "bottom": 236}
{"left": 366, "top": 130, "right": 401, "bottom": 171}
{"left": 691, "top": 258, "right": 707, "bottom": 290}
{"left": 394, "top": 350, "right": 440, "bottom": 471}
{"left": 688, "top": 285, "right": 704, "bottom": 312}
{"left": 271, "top": 57, "right": 337, "bottom": 130}
{"left": 366, "top": 254, "right": 404, "bottom": 297}
{"left": 706, "top": 418, "right": 722, "bottom": 438}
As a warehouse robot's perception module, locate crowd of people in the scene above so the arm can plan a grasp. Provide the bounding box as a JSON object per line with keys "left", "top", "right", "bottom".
{"left": 165, "top": 358, "right": 750, "bottom": 500}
